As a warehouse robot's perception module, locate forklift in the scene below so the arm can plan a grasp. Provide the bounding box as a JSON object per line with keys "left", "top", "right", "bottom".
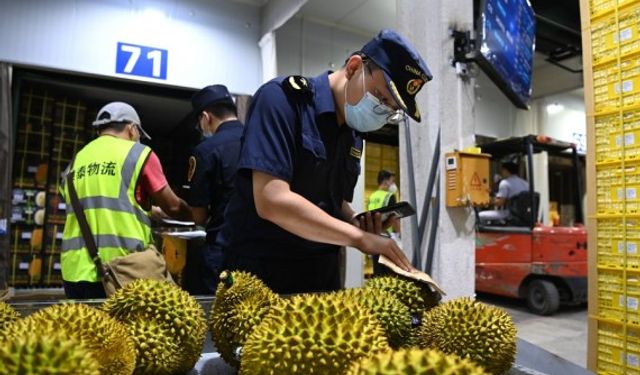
{"left": 475, "top": 135, "right": 587, "bottom": 315}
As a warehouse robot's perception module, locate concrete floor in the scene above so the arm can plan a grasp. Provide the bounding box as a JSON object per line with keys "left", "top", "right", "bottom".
{"left": 478, "top": 293, "right": 589, "bottom": 369}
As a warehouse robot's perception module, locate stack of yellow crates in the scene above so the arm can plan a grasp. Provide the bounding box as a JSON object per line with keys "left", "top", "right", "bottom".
{"left": 583, "top": 0, "right": 640, "bottom": 373}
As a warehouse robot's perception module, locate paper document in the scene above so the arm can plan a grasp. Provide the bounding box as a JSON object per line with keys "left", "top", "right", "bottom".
{"left": 378, "top": 255, "right": 446, "bottom": 295}
{"left": 162, "top": 230, "right": 207, "bottom": 239}
{"left": 162, "top": 218, "right": 196, "bottom": 226}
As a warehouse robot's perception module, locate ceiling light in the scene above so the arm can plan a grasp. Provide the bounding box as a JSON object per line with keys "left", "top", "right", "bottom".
{"left": 546, "top": 103, "right": 564, "bottom": 115}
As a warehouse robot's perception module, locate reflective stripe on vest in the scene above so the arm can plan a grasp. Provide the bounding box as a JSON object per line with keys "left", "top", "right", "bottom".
{"left": 62, "top": 235, "right": 145, "bottom": 253}
{"left": 65, "top": 189, "right": 151, "bottom": 227}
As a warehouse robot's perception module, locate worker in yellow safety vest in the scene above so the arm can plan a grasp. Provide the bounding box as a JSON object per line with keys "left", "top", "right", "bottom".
{"left": 367, "top": 169, "right": 400, "bottom": 235}
{"left": 60, "top": 102, "right": 192, "bottom": 299}
{"left": 367, "top": 169, "right": 400, "bottom": 275}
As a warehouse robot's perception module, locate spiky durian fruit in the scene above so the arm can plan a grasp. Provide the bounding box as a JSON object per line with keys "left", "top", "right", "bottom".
{"left": 124, "top": 319, "right": 184, "bottom": 374}
{"left": 2, "top": 303, "right": 135, "bottom": 375}
{"left": 418, "top": 297, "right": 517, "bottom": 375}
{"left": 103, "top": 279, "right": 207, "bottom": 374}
{"left": 210, "top": 270, "right": 280, "bottom": 368}
{"left": 337, "top": 288, "right": 411, "bottom": 348}
{"left": 0, "top": 331, "right": 101, "bottom": 375}
{"left": 0, "top": 301, "right": 21, "bottom": 332}
{"left": 365, "top": 276, "right": 440, "bottom": 316}
{"left": 346, "top": 347, "right": 489, "bottom": 375}
{"left": 240, "top": 293, "right": 390, "bottom": 375}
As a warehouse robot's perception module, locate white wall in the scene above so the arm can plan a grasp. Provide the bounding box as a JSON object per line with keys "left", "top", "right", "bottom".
{"left": 0, "top": 0, "right": 262, "bottom": 94}
{"left": 276, "top": 16, "right": 370, "bottom": 76}
{"left": 475, "top": 72, "right": 585, "bottom": 147}
{"left": 537, "top": 91, "right": 586, "bottom": 148}
{"left": 474, "top": 71, "right": 519, "bottom": 138}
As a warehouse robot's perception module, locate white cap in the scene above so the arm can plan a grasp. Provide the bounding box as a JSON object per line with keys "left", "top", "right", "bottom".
{"left": 92, "top": 101, "right": 151, "bottom": 139}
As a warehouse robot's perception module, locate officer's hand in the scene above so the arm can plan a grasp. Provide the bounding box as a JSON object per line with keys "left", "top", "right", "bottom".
{"left": 356, "top": 212, "right": 397, "bottom": 234}
{"left": 150, "top": 206, "right": 169, "bottom": 222}
{"left": 357, "top": 232, "right": 415, "bottom": 272}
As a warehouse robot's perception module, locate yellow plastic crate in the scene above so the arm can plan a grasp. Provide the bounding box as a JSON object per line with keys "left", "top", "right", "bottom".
{"left": 596, "top": 161, "right": 640, "bottom": 214}
{"left": 595, "top": 60, "right": 622, "bottom": 111}
{"left": 597, "top": 218, "right": 640, "bottom": 267}
{"left": 590, "top": 0, "right": 617, "bottom": 17}
{"left": 594, "top": 55, "right": 640, "bottom": 112}
{"left": 595, "top": 109, "right": 640, "bottom": 163}
{"left": 618, "top": 5, "right": 640, "bottom": 55}
{"left": 596, "top": 114, "right": 622, "bottom": 162}
{"left": 592, "top": 13, "right": 619, "bottom": 64}
{"left": 598, "top": 321, "right": 640, "bottom": 374}
{"left": 598, "top": 268, "right": 640, "bottom": 323}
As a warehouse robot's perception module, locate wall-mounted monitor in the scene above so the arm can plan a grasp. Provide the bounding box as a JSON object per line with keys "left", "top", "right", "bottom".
{"left": 476, "top": 0, "right": 536, "bottom": 109}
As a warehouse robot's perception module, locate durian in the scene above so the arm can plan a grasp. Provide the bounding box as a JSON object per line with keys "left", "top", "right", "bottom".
{"left": 418, "top": 297, "right": 517, "bottom": 375}
{"left": 365, "top": 275, "right": 440, "bottom": 316}
{"left": 103, "top": 279, "right": 207, "bottom": 374}
{"left": 0, "top": 301, "right": 21, "bottom": 332}
{"left": 1, "top": 303, "right": 135, "bottom": 375}
{"left": 0, "top": 331, "right": 101, "bottom": 375}
{"left": 337, "top": 288, "right": 411, "bottom": 348}
{"left": 124, "top": 319, "right": 185, "bottom": 375}
{"left": 240, "top": 293, "right": 390, "bottom": 374}
{"left": 209, "top": 270, "right": 280, "bottom": 368}
{"left": 346, "top": 347, "right": 489, "bottom": 375}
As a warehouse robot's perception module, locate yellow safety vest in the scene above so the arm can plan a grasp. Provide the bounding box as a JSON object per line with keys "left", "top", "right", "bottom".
{"left": 368, "top": 189, "right": 395, "bottom": 233}
{"left": 61, "top": 135, "right": 153, "bottom": 282}
{"left": 368, "top": 189, "right": 393, "bottom": 211}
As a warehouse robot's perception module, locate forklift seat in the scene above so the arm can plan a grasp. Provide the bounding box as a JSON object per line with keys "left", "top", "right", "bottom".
{"left": 507, "top": 191, "right": 540, "bottom": 227}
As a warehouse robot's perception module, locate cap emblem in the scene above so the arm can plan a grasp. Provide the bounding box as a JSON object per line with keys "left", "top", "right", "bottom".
{"left": 406, "top": 78, "right": 423, "bottom": 95}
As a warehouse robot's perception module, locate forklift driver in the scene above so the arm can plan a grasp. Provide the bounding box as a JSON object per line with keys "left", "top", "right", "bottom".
{"left": 479, "top": 161, "right": 528, "bottom": 224}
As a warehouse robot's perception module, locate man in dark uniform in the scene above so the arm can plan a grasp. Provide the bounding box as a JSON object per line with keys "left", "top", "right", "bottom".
{"left": 218, "top": 29, "right": 432, "bottom": 294}
{"left": 183, "top": 85, "right": 243, "bottom": 294}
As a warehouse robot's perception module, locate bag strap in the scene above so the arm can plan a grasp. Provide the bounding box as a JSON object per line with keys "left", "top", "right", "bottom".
{"left": 65, "top": 171, "right": 105, "bottom": 279}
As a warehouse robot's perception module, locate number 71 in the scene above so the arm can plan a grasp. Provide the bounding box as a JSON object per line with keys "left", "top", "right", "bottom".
{"left": 120, "top": 45, "right": 162, "bottom": 77}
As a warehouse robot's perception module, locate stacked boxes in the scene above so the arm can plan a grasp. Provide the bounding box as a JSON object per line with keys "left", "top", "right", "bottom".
{"left": 585, "top": 0, "right": 640, "bottom": 373}
{"left": 9, "top": 84, "right": 89, "bottom": 288}
{"left": 362, "top": 142, "right": 400, "bottom": 278}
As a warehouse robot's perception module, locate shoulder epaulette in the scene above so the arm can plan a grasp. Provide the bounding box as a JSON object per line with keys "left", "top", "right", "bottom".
{"left": 282, "top": 75, "right": 312, "bottom": 100}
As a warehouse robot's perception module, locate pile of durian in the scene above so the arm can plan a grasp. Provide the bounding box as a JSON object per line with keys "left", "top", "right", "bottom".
{"left": 0, "top": 271, "right": 517, "bottom": 375}
{"left": 211, "top": 271, "right": 517, "bottom": 375}
{"left": 0, "top": 279, "right": 206, "bottom": 375}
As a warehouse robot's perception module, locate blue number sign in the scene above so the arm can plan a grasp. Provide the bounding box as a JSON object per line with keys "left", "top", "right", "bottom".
{"left": 116, "top": 42, "right": 168, "bottom": 79}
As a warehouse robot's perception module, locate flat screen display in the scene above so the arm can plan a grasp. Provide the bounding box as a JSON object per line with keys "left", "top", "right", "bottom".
{"left": 477, "top": 0, "right": 536, "bottom": 109}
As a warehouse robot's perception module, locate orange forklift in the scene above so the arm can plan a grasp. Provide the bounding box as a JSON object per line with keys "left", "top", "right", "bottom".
{"left": 475, "top": 135, "right": 587, "bottom": 315}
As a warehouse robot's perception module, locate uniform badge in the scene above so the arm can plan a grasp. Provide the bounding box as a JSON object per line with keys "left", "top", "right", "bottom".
{"left": 187, "top": 156, "right": 196, "bottom": 182}
{"left": 350, "top": 147, "right": 362, "bottom": 159}
{"left": 283, "top": 75, "right": 312, "bottom": 99}
{"left": 406, "top": 78, "right": 423, "bottom": 95}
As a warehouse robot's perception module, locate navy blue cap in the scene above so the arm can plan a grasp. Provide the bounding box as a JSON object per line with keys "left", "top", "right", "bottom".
{"left": 187, "top": 84, "right": 235, "bottom": 121}
{"left": 360, "top": 29, "right": 432, "bottom": 122}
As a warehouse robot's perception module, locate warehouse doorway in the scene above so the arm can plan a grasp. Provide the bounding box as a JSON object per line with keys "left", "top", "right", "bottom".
{"left": 4, "top": 66, "right": 246, "bottom": 288}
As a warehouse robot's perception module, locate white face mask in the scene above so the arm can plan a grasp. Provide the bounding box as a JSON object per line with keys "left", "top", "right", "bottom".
{"left": 388, "top": 183, "right": 398, "bottom": 194}
{"left": 344, "top": 66, "right": 398, "bottom": 133}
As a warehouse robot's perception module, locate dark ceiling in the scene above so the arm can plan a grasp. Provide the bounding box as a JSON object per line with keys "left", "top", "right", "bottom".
{"left": 530, "top": 0, "right": 582, "bottom": 72}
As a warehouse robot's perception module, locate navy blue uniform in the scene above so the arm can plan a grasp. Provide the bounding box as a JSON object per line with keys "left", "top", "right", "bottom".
{"left": 217, "top": 72, "right": 363, "bottom": 294}
{"left": 184, "top": 120, "right": 243, "bottom": 294}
